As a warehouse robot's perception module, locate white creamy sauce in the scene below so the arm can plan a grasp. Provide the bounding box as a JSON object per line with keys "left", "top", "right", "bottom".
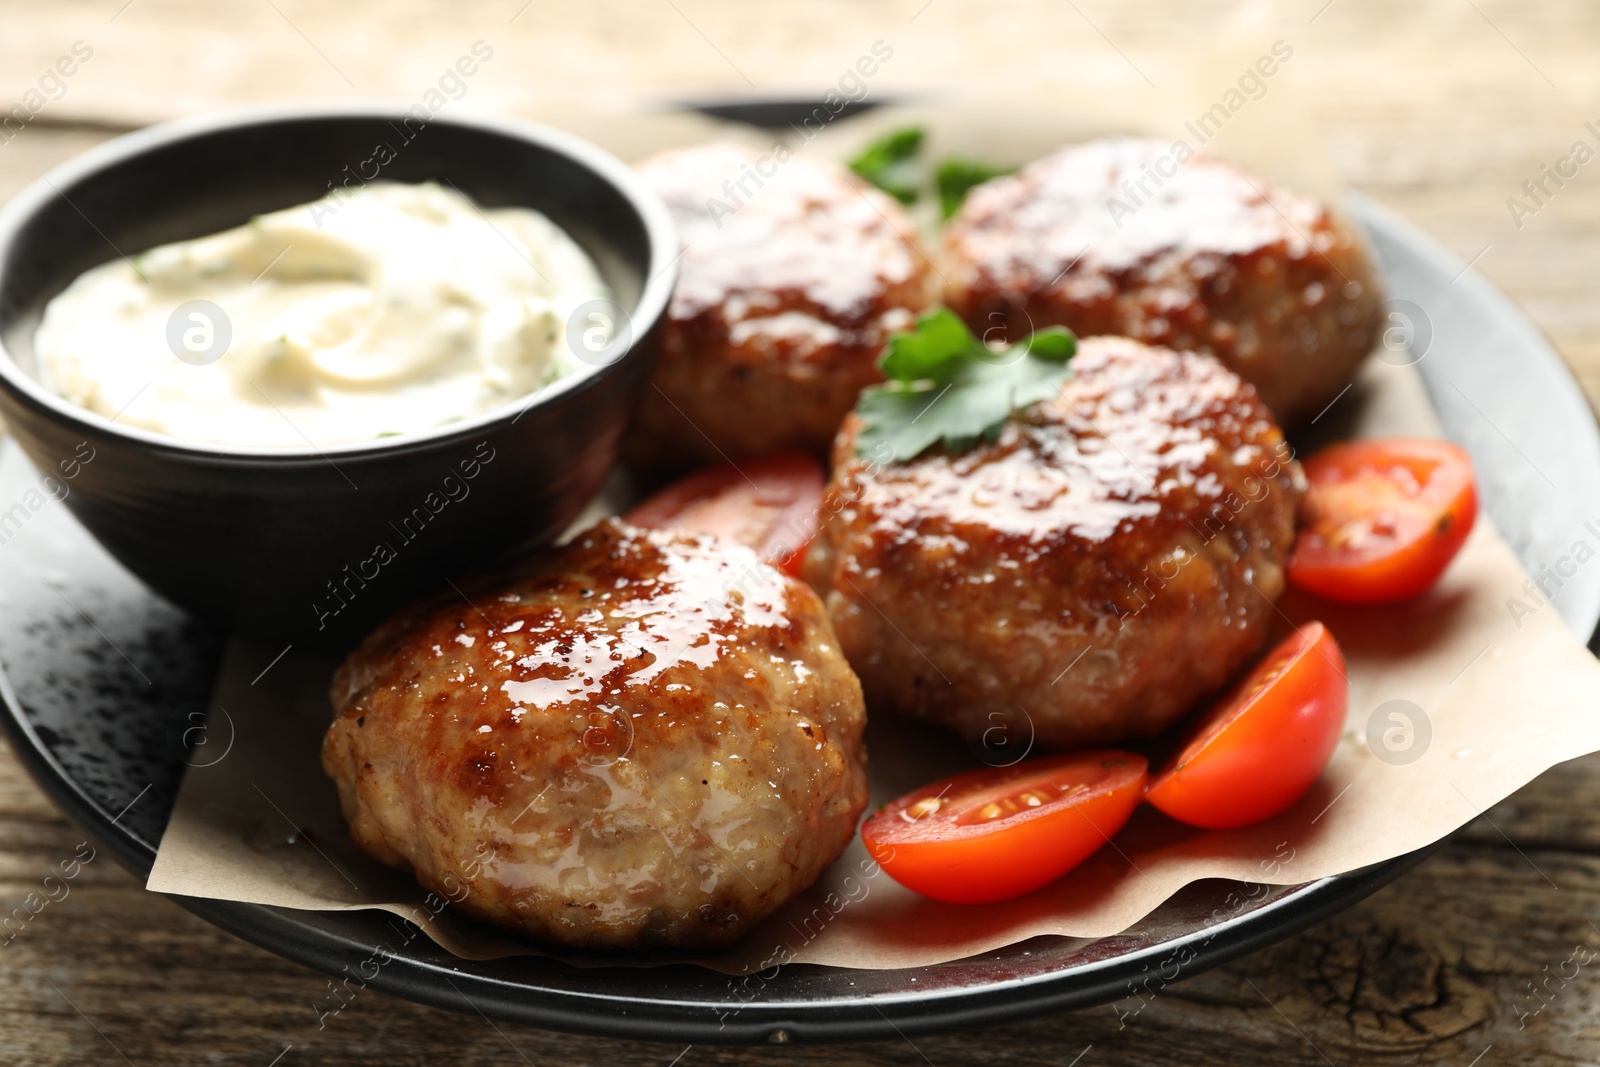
{"left": 34, "top": 182, "right": 611, "bottom": 447}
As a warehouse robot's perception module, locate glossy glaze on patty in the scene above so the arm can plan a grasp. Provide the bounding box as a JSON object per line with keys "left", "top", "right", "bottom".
{"left": 625, "top": 143, "right": 934, "bottom": 467}
{"left": 323, "top": 519, "right": 868, "bottom": 950}
{"left": 805, "top": 337, "right": 1303, "bottom": 749}
{"left": 941, "top": 138, "right": 1381, "bottom": 425}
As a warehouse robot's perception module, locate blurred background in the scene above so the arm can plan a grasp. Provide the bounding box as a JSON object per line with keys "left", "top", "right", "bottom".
{"left": 3, "top": 0, "right": 1596, "bottom": 404}
{"left": 3, "top": 2, "right": 1598, "bottom": 1063}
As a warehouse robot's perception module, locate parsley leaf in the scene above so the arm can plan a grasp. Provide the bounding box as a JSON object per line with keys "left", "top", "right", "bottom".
{"left": 849, "top": 126, "right": 925, "bottom": 205}
{"left": 935, "top": 157, "right": 1017, "bottom": 218}
{"left": 850, "top": 128, "right": 1016, "bottom": 217}
{"left": 877, "top": 304, "right": 976, "bottom": 381}
{"left": 853, "top": 308, "right": 1076, "bottom": 462}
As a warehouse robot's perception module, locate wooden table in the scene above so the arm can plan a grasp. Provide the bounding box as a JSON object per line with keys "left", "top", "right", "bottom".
{"left": 3, "top": 0, "right": 1600, "bottom": 1061}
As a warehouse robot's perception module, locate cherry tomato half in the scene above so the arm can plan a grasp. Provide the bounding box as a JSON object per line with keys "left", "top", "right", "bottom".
{"left": 624, "top": 453, "right": 824, "bottom": 577}
{"left": 1289, "top": 438, "right": 1477, "bottom": 604}
{"left": 1145, "top": 622, "right": 1347, "bottom": 830}
{"left": 860, "top": 751, "right": 1148, "bottom": 904}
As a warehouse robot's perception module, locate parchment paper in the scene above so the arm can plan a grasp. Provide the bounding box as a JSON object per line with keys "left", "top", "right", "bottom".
{"left": 146, "top": 49, "right": 1600, "bottom": 971}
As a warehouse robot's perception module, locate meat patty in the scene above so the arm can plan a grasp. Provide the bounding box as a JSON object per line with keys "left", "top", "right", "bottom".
{"left": 940, "top": 138, "right": 1382, "bottom": 426}
{"left": 323, "top": 519, "right": 868, "bottom": 950}
{"left": 625, "top": 143, "right": 935, "bottom": 468}
{"left": 804, "top": 337, "right": 1303, "bottom": 750}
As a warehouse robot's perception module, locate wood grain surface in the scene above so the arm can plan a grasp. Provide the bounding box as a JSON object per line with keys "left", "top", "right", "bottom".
{"left": 3, "top": 0, "right": 1600, "bottom": 1062}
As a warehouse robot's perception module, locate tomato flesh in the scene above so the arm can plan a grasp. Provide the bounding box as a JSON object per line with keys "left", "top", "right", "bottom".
{"left": 1289, "top": 438, "right": 1477, "bottom": 604}
{"left": 624, "top": 453, "right": 824, "bottom": 576}
{"left": 1145, "top": 622, "right": 1347, "bottom": 830}
{"left": 861, "top": 751, "right": 1148, "bottom": 904}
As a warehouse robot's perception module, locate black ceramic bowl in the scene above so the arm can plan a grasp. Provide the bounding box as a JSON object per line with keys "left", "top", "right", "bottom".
{"left": 0, "top": 104, "right": 677, "bottom": 646}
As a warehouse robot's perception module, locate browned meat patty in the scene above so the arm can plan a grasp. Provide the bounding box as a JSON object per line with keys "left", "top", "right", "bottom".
{"left": 323, "top": 519, "right": 868, "bottom": 950}
{"left": 940, "top": 138, "right": 1382, "bottom": 426}
{"left": 804, "top": 337, "right": 1303, "bottom": 750}
{"left": 625, "top": 143, "right": 935, "bottom": 469}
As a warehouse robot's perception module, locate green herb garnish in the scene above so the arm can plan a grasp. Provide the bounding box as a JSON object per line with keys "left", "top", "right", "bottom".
{"left": 935, "top": 158, "right": 1016, "bottom": 218}
{"left": 850, "top": 127, "right": 1014, "bottom": 216}
{"left": 854, "top": 308, "right": 1076, "bottom": 461}
{"left": 849, "top": 126, "right": 925, "bottom": 205}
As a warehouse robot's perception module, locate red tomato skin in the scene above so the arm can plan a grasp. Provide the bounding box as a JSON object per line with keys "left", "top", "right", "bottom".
{"left": 1145, "top": 623, "right": 1347, "bottom": 830}
{"left": 861, "top": 752, "right": 1148, "bottom": 904}
{"left": 775, "top": 537, "right": 813, "bottom": 578}
{"left": 623, "top": 453, "right": 823, "bottom": 573}
{"left": 1289, "top": 439, "right": 1477, "bottom": 605}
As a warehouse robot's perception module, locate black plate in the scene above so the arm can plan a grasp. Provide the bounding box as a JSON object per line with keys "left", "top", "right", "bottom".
{"left": 0, "top": 166, "right": 1595, "bottom": 1044}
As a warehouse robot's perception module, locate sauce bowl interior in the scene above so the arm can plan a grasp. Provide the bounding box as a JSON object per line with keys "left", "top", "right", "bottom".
{"left": 0, "top": 106, "right": 677, "bottom": 643}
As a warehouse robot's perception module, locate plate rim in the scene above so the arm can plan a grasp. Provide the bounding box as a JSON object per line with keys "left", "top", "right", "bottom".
{"left": 0, "top": 679, "right": 1449, "bottom": 1043}
{"left": 0, "top": 142, "right": 1594, "bottom": 1046}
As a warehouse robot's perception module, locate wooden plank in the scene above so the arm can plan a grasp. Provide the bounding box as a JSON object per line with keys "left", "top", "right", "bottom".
{"left": 2, "top": 0, "right": 1600, "bottom": 1060}
{"left": 0, "top": 775, "right": 1595, "bottom": 1065}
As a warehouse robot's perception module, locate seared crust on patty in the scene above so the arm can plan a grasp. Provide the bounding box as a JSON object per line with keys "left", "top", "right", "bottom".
{"left": 323, "top": 519, "right": 868, "bottom": 950}
{"left": 940, "top": 138, "right": 1381, "bottom": 426}
{"left": 805, "top": 337, "right": 1303, "bottom": 750}
{"left": 625, "top": 143, "right": 935, "bottom": 468}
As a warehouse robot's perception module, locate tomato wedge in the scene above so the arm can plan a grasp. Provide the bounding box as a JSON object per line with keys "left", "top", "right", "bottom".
{"left": 860, "top": 751, "right": 1148, "bottom": 904}
{"left": 1145, "top": 622, "right": 1347, "bottom": 830}
{"left": 623, "top": 453, "right": 824, "bottom": 576}
{"left": 1289, "top": 438, "right": 1477, "bottom": 604}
